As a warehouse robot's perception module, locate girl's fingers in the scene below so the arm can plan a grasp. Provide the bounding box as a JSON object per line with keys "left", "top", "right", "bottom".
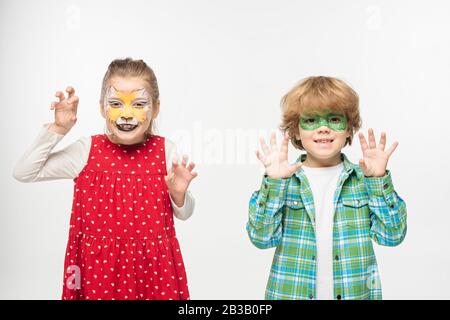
{"left": 181, "top": 155, "right": 188, "bottom": 167}
{"left": 50, "top": 101, "right": 57, "bottom": 110}
{"left": 190, "top": 171, "right": 198, "bottom": 179}
{"left": 55, "top": 91, "right": 65, "bottom": 102}
{"left": 378, "top": 132, "right": 386, "bottom": 151}
{"left": 172, "top": 159, "right": 179, "bottom": 170}
{"left": 259, "top": 136, "right": 270, "bottom": 156}
{"left": 66, "top": 86, "right": 75, "bottom": 98}
{"left": 68, "top": 95, "right": 79, "bottom": 105}
{"left": 368, "top": 128, "right": 377, "bottom": 149}
{"left": 187, "top": 162, "right": 195, "bottom": 172}
{"left": 358, "top": 132, "right": 369, "bottom": 152}
{"left": 386, "top": 141, "right": 399, "bottom": 158}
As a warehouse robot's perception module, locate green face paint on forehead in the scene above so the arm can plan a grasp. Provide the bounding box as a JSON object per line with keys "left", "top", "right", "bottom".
{"left": 299, "top": 112, "right": 348, "bottom": 131}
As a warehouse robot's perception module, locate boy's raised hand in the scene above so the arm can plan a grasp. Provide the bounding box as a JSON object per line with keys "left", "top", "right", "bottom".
{"left": 49, "top": 86, "right": 79, "bottom": 135}
{"left": 164, "top": 155, "right": 198, "bottom": 207}
{"left": 256, "top": 132, "right": 302, "bottom": 179}
{"left": 358, "top": 128, "right": 398, "bottom": 177}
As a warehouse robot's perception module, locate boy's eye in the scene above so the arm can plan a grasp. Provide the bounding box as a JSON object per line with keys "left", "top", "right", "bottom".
{"left": 304, "top": 118, "right": 316, "bottom": 124}
{"left": 329, "top": 117, "right": 341, "bottom": 123}
{"left": 133, "top": 102, "right": 146, "bottom": 108}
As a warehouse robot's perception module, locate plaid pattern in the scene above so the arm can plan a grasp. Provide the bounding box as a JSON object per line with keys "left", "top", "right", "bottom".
{"left": 247, "top": 153, "right": 407, "bottom": 300}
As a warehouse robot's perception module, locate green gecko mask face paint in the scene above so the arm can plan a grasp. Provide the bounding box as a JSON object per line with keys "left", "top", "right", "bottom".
{"left": 299, "top": 112, "right": 348, "bottom": 131}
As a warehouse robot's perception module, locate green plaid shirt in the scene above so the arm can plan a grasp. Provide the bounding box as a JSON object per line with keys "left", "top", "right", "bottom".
{"left": 247, "top": 153, "right": 407, "bottom": 300}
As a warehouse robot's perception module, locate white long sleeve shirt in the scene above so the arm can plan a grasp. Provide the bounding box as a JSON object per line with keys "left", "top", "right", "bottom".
{"left": 302, "top": 162, "right": 344, "bottom": 300}
{"left": 13, "top": 124, "right": 195, "bottom": 221}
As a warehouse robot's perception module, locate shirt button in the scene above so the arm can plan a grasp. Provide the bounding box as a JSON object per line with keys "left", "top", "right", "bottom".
{"left": 335, "top": 255, "right": 339, "bottom": 261}
{"left": 293, "top": 201, "right": 298, "bottom": 205}
{"left": 263, "top": 184, "right": 268, "bottom": 189}
{"left": 337, "top": 294, "right": 342, "bottom": 300}
{"left": 383, "top": 183, "right": 389, "bottom": 190}
{"left": 258, "top": 202, "right": 265, "bottom": 207}
{"left": 311, "top": 255, "right": 315, "bottom": 260}
{"left": 309, "top": 294, "right": 314, "bottom": 299}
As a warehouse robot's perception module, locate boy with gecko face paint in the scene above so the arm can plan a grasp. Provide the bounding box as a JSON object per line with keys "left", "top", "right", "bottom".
{"left": 247, "top": 76, "right": 407, "bottom": 300}
{"left": 14, "top": 58, "right": 196, "bottom": 300}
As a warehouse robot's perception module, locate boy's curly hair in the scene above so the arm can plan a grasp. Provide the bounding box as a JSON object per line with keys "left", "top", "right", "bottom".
{"left": 280, "top": 76, "right": 362, "bottom": 150}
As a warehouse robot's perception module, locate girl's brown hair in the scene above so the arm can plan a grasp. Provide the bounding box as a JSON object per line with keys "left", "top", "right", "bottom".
{"left": 280, "top": 76, "right": 361, "bottom": 149}
{"left": 100, "top": 57, "right": 159, "bottom": 136}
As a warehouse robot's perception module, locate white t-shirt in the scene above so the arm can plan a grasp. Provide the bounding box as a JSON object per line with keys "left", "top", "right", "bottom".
{"left": 13, "top": 124, "right": 195, "bottom": 220}
{"left": 302, "top": 162, "right": 344, "bottom": 300}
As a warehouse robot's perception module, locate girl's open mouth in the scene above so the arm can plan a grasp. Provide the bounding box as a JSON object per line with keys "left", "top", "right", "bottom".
{"left": 116, "top": 123, "right": 138, "bottom": 132}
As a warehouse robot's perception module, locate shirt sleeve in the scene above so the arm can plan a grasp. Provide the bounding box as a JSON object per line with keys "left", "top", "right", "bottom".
{"left": 365, "top": 170, "right": 407, "bottom": 246}
{"left": 12, "top": 123, "right": 90, "bottom": 182}
{"left": 165, "top": 137, "right": 195, "bottom": 221}
{"left": 246, "top": 175, "right": 289, "bottom": 249}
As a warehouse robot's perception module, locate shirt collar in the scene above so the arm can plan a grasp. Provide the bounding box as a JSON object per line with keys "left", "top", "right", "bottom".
{"left": 294, "top": 153, "right": 363, "bottom": 180}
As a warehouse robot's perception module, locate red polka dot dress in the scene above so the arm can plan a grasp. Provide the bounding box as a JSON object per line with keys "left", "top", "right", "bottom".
{"left": 61, "top": 134, "right": 190, "bottom": 300}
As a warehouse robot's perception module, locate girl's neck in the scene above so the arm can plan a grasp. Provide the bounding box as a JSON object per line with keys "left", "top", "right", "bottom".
{"left": 302, "top": 153, "right": 342, "bottom": 168}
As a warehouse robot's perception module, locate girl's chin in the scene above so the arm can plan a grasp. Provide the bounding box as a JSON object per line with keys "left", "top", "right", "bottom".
{"left": 108, "top": 126, "right": 147, "bottom": 145}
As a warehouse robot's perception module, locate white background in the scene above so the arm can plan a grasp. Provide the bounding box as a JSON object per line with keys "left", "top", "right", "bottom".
{"left": 1, "top": 0, "right": 450, "bottom": 299}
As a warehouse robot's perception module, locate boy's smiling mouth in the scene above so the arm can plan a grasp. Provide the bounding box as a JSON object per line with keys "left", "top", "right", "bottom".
{"left": 314, "top": 138, "right": 334, "bottom": 144}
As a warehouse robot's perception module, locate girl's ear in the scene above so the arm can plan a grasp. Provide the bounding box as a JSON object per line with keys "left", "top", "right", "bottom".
{"left": 99, "top": 102, "right": 106, "bottom": 119}
{"left": 152, "top": 100, "right": 160, "bottom": 119}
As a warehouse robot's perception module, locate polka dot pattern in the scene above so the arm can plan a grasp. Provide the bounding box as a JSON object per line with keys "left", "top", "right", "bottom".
{"left": 61, "top": 135, "right": 189, "bottom": 300}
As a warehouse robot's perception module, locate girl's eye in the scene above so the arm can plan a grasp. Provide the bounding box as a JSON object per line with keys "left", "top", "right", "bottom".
{"left": 109, "top": 101, "right": 122, "bottom": 107}
{"left": 133, "top": 103, "right": 145, "bottom": 108}
{"left": 304, "top": 118, "right": 316, "bottom": 124}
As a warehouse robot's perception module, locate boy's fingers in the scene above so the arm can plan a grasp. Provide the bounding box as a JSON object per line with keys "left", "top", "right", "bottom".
{"left": 358, "top": 132, "right": 368, "bottom": 152}
{"left": 190, "top": 171, "right": 198, "bottom": 179}
{"left": 50, "top": 101, "right": 57, "bottom": 110}
{"left": 368, "top": 128, "right": 377, "bottom": 149}
{"left": 359, "top": 159, "right": 368, "bottom": 173}
{"left": 280, "top": 132, "right": 289, "bottom": 155}
{"left": 256, "top": 150, "right": 269, "bottom": 166}
{"left": 259, "top": 137, "right": 270, "bottom": 156}
{"left": 378, "top": 132, "right": 386, "bottom": 151}
{"left": 269, "top": 132, "right": 277, "bottom": 150}
{"left": 386, "top": 141, "right": 399, "bottom": 158}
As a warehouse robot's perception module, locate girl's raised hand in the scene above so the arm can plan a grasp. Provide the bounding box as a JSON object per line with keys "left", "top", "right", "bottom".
{"left": 358, "top": 128, "right": 398, "bottom": 177}
{"left": 256, "top": 132, "right": 302, "bottom": 179}
{"left": 49, "top": 86, "right": 79, "bottom": 135}
{"left": 164, "top": 155, "right": 198, "bottom": 207}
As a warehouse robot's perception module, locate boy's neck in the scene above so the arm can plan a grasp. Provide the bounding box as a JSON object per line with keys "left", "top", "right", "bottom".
{"left": 303, "top": 153, "right": 343, "bottom": 168}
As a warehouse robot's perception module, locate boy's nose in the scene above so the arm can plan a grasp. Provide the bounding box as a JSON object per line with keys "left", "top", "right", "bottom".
{"left": 317, "top": 125, "right": 330, "bottom": 133}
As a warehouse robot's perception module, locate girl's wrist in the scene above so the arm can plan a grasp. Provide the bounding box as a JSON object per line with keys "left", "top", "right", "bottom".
{"left": 48, "top": 123, "right": 70, "bottom": 135}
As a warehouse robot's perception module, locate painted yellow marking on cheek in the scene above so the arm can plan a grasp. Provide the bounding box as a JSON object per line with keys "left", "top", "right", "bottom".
{"left": 132, "top": 109, "right": 147, "bottom": 123}
{"left": 107, "top": 107, "right": 122, "bottom": 122}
